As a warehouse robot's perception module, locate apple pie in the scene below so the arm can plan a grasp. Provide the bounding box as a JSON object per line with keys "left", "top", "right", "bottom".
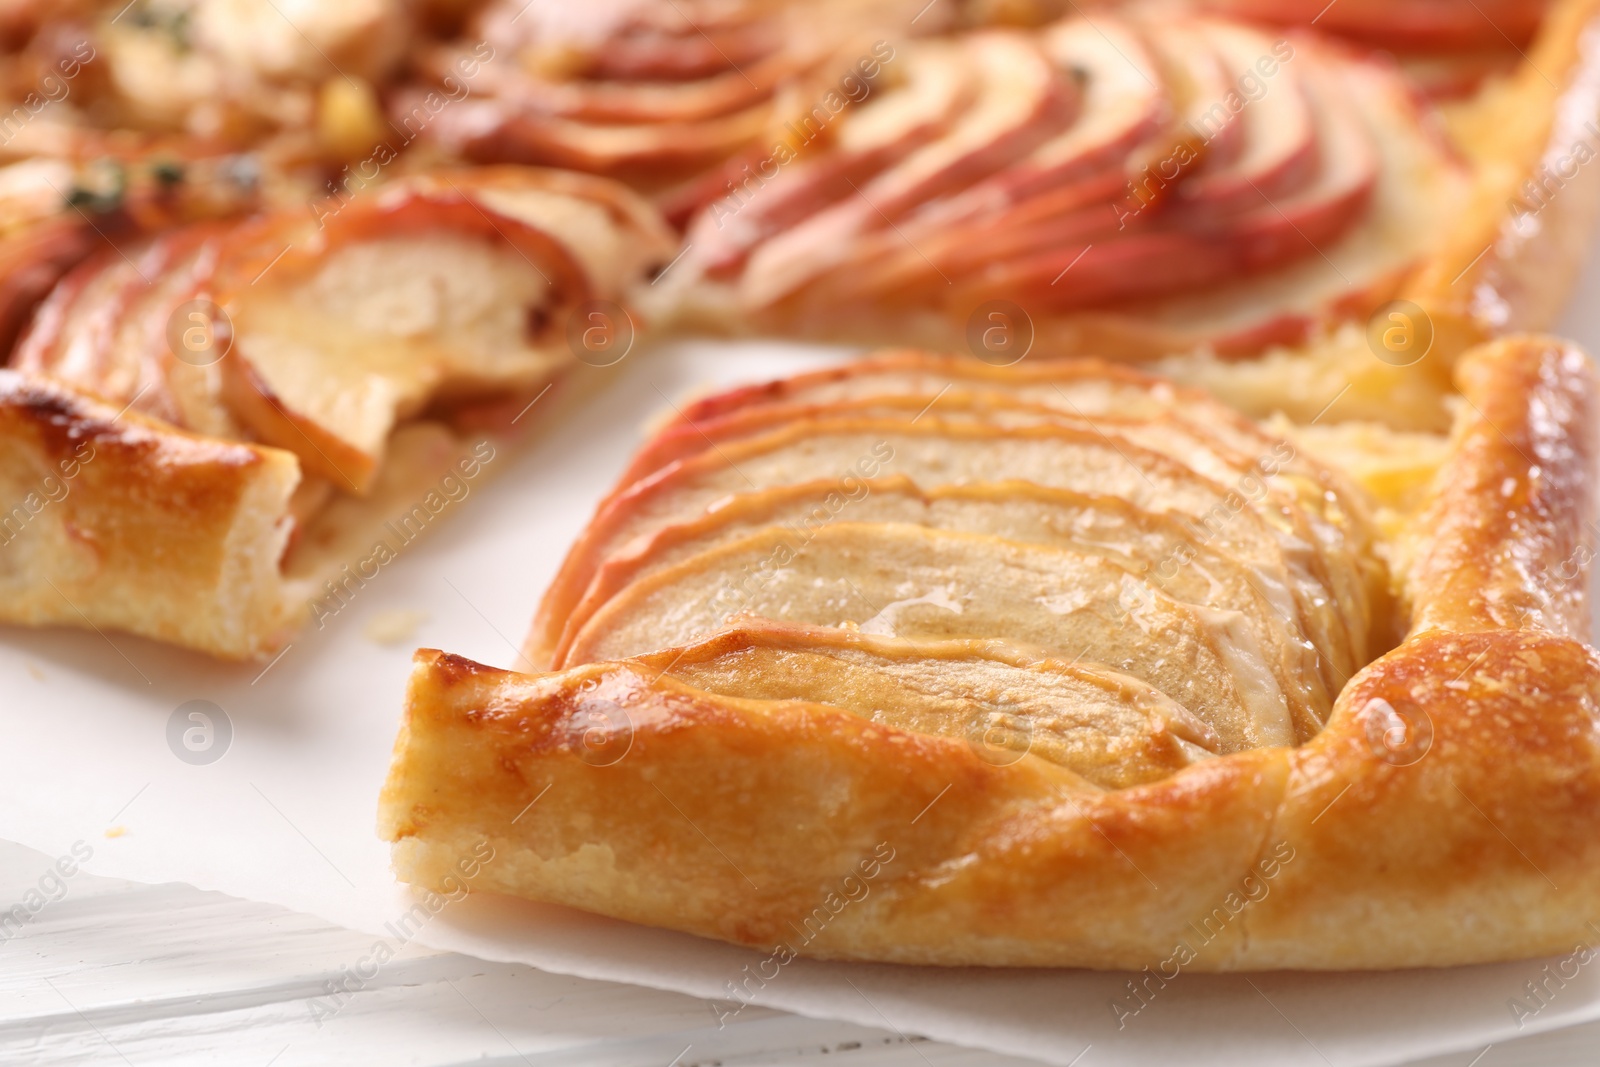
{"left": 652, "top": 0, "right": 1600, "bottom": 368}
{"left": 2, "top": 0, "right": 1598, "bottom": 975}
{"left": 0, "top": 166, "right": 673, "bottom": 658}
{"left": 381, "top": 335, "right": 1600, "bottom": 969}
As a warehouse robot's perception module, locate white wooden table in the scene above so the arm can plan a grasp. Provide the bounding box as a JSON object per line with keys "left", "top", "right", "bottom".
{"left": 1, "top": 838, "right": 1596, "bottom": 1066}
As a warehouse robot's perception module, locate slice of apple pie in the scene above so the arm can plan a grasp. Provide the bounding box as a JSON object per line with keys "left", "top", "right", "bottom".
{"left": 649, "top": 0, "right": 1600, "bottom": 370}
{"left": 381, "top": 335, "right": 1600, "bottom": 969}
{"left": 0, "top": 166, "right": 674, "bottom": 658}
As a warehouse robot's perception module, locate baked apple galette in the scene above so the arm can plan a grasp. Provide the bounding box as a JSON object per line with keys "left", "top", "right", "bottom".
{"left": 382, "top": 337, "right": 1600, "bottom": 969}
{"left": 627, "top": 0, "right": 1600, "bottom": 373}
{"left": 0, "top": 166, "right": 673, "bottom": 657}
{"left": 4, "top": 0, "right": 1600, "bottom": 976}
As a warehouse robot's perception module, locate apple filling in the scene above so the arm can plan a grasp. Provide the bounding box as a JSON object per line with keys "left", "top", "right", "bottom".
{"left": 406, "top": 0, "right": 908, "bottom": 185}
{"left": 1190, "top": 0, "right": 1549, "bottom": 52}
{"left": 532, "top": 352, "right": 1440, "bottom": 788}
{"left": 4, "top": 167, "right": 674, "bottom": 655}
{"left": 653, "top": 10, "right": 1466, "bottom": 352}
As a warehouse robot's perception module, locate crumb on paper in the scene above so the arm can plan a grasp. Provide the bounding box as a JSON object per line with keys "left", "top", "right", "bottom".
{"left": 104, "top": 826, "right": 126, "bottom": 838}
{"left": 26, "top": 663, "right": 44, "bottom": 682}
{"left": 363, "top": 609, "right": 429, "bottom": 647}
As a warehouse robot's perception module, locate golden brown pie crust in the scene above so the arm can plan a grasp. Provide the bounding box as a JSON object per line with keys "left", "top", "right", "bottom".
{"left": 379, "top": 335, "right": 1600, "bottom": 969}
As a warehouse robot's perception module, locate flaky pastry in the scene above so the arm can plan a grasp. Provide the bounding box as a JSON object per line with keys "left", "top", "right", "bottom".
{"left": 381, "top": 335, "right": 1600, "bottom": 969}
{"left": 0, "top": 166, "right": 674, "bottom": 657}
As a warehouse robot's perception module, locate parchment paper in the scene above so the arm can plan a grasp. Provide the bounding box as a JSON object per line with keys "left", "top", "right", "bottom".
{"left": 4, "top": 313, "right": 1600, "bottom": 1066}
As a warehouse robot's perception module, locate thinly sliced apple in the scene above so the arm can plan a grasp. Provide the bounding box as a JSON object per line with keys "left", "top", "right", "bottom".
{"left": 664, "top": 8, "right": 1466, "bottom": 355}
{"left": 424, "top": 0, "right": 881, "bottom": 177}
{"left": 563, "top": 522, "right": 1298, "bottom": 751}
{"left": 210, "top": 173, "right": 669, "bottom": 494}
{"left": 740, "top": 32, "right": 1072, "bottom": 307}
{"left": 957, "top": 40, "right": 1378, "bottom": 310}
{"left": 757, "top": 16, "right": 1167, "bottom": 304}
{"left": 637, "top": 622, "right": 1221, "bottom": 788}
{"left": 617, "top": 390, "right": 1335, "bottom": 533}
{"left": 669, "top": 350, "right": 1172, "bottom": 424}
{"left": 578, "top": 15, "right": 783, "bottom": 82}
{"left": 16, "top": 223, "right": 256, "bottom": 444}
{"left": 1105, "top": 16, "right": 1241, "bottom": 222}
{"left": 1001, "top": 14, "right": 1171, "bottom": 198}
{"left": 414, "top": 94, "right": 776, "bottom": 178}
{"left": 600, "top": 391, "right": 1372, "bottom": 676}
{"left": 631, "top": 380, "right": 1372, "bottom": 557}
{"left": 0, "top": 209, "right": 100, "bottom": 358}
{"left": 684, "top": 43, "right": 976, "bottom": 277}
{"left": 1196, "top": 0, "right": 1547, "bottom": 51}
{"left": 665, "top": 351, "right": 1383, "bottom": 546}
{"left": 553, "top": 473, "right": 1353, "bottom": 704}
{"left": 1172, "top": 19, "right": 1318, "bottom": 216}
{"left": 214, "top": 203, "right": 575, "bottom": 492}
{"left": 427, "top": 7, "right": 831, "bottom": 135}
{"left": 648, "top": 368, "right": 1235, "bottom": 473}
{"left": 12, "top": 248, "right": 142, "bottom": 398}
{"left": 476, "top": 55, "right": 798, "bottom": 125}
{"left": 15, "top": 223, "right": 245, "bottom": 440}
{"left": 102, "top": 224, "right": 243, "bottom": 438}
{"left": 1089, "top": 38, "right": 1466, "bottom": 355}
{"left": 17, "top": 168, "right": 672, "bottom": 499}
{"left": 477, "top": 0, "right": 784, "bottom": 60}
{"left": 557, "top": 475, "right": 1339, "bottom": 735}
{"left": 410, "top": 167, "right": 678, "bottom": 298}
{"left": 837, "top": 175, "right": 1125, "bottom": 304}
{"left": 525, "top": 418, "right": 1353, "bottom": 670}
{"left": 658, "top": 351, "right": 1386, "bottom": 573}
{"left": 1144, "top": 17, "right": 1245, "bottom": 175}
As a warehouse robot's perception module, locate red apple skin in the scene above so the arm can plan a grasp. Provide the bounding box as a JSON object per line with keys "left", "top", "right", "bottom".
{"left": 0, "top": 218, "right": 107, "bottom": 364}
{"left": 1195, "top": 0, "right": 1547, "bottom": 51}
{"left": 737, "top": 33, "right": 1078, "bottom": 309}
{"left": 679, "top": 48, "right": 976, "bottom": 274}
{"left": 417, "top": 0, "right": 895, "bottom": 179}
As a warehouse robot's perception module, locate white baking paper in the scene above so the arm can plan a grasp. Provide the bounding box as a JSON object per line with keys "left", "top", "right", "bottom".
{"left": 4, "top": 296, "right": 1600, "bottom": 1066}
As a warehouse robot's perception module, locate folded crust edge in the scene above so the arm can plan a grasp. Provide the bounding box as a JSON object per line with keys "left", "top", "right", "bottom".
{"left": 379, "top": 334, "right": 1600, "bottom": 969}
